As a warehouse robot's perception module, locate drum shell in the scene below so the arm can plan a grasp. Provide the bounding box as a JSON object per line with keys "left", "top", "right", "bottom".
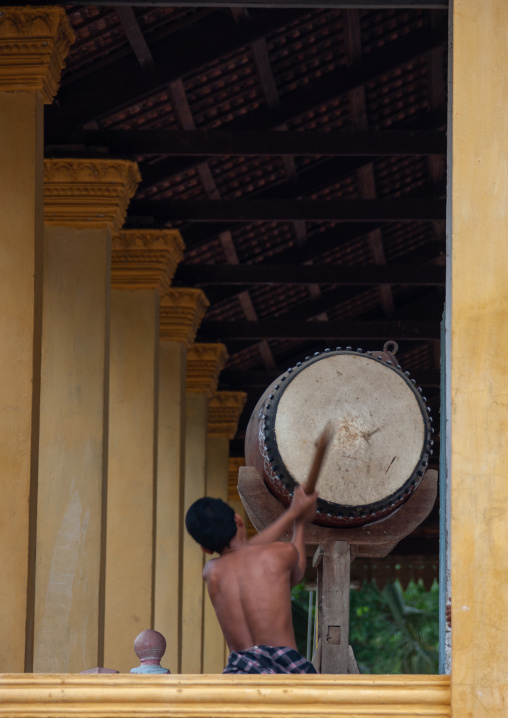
{"left": 245, "top": 348, "right": 433, "bottom": 528}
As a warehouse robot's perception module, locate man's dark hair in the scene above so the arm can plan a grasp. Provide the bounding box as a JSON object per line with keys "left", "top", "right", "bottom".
{"left": 185, "top": 497, "right": 237, "bottom": 554}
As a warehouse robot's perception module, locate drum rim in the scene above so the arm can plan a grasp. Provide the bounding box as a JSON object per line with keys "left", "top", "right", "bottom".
{"left": 260, "top": 347, "right": 434, "bottom": 525}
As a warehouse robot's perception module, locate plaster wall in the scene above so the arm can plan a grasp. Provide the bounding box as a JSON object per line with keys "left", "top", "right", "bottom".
{"left": 451, "top": 0, "right": 508, "bottom": 714}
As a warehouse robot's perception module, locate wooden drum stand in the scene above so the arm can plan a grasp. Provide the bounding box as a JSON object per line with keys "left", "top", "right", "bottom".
{"left": 238, "top": 465, "right": 438, "bottom": 674}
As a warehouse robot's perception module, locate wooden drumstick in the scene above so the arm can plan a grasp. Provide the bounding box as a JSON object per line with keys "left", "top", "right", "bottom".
{"left": 304, "top": 423, "right": 334, "bottom": 495}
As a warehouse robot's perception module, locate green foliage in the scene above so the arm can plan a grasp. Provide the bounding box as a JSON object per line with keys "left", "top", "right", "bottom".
{"left": 291, "top": 579, "right": 439, "bottom": 674}
{"left": 291, "top": 583, "right": 313, "bottom": 657}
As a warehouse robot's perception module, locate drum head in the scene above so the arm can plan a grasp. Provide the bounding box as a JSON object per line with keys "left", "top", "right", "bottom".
{"left": 255, "top": 349, "right": 433, "bottom": 526}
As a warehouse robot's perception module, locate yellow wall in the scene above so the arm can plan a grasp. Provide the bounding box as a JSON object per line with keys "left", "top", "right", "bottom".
{"left": 451, "top": 0, "right": 508, "bottom": 715}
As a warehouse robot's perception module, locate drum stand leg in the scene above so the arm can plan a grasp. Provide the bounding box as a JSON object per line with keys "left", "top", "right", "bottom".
{"left": 312, "top": 540, "right": 358, "bottom": 674}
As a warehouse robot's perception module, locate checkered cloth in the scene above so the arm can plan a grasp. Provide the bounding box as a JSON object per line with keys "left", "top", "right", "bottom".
{"left": 223, "top": 645, "right": 318, "bottom": 674}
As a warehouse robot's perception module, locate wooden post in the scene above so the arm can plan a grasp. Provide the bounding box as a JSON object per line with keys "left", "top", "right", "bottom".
{"left": 315, "top": 541, "right": 351, "bottom": 674}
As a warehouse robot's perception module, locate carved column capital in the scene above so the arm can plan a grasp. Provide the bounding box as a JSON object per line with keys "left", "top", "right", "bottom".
{"left": 159, "top": 289, "right": 209, "bottom": 346}
{"left": 43, "top": 159, "right": 140, "bottom": 230}
{"left": 111, "top": 230, "right": 184, "bottom": 292}
{"left": 208, "top": 392, "right": 247, "bottom": 439}
{"left": 0, "top": 7, "right": 74, "bottom": 102}
{"left": 186, "top": 343, "right": 228, "bottom": 397}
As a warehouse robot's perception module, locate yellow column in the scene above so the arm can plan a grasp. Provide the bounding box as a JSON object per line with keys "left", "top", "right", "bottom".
{"left": 105, "top": 230, "right": 183, "bottom": 673}
{"left": 0, "top": 7, "right": 73, "bottom": 673}
{"left": 35, "top": 160, "right": 139, "bottom": 673}
{"left": 181, "top": 344, "right": 228, "bottom": 673}
{"left": 203, "top": 392, "right": 246, "bottom": 673}
{"left": 451, "top": 1, "right": 508, "bottom": 716}
{"left": 156, "top": 289, "right": 209, "bottom": 673}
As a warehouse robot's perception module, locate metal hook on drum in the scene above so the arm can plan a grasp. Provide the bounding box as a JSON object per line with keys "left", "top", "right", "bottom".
{"left": 383, "top": 340, "right": 399, "bottom": 366}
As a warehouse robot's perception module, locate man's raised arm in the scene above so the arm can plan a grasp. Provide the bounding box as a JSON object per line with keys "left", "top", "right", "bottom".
{"left": 249, "top": 486, "right": 316, "bottom": 547}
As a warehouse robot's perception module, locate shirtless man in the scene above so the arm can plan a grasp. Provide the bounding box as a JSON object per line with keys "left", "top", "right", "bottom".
{"left": 185, "top": 486, "right": 318, "bottom": 674}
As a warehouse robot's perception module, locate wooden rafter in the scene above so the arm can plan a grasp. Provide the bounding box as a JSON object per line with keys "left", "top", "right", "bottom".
{"left": 115, "top": 7, "right": 154, "bottom": 68}
{"left": 45, "top": 129, "right": 447, "bottom": 157}
{"left": 26, "top": 1, "right": 449, "bottom": 8}
{"left": 198, "top": 238, "right": 444, "bottom": 307}
{"left": 168, "top": 75, "right": 277, "bottom": 370}
{"left": 131, "top": 23, "right": 447, "bottom": 189}
{"left": 46, "top": 9, "right": 306, "bottom": 131}
{"left": 198, "top": 319, "right": 441, "bottom": 340}
{"left": 343, "top": 8, "right": 395, "bottom": 318}
{"left": 130, "top": 198, "right": 446, "bottom": 222}
{"left": 176, "top": 264, "right": 446, "bottom": 286}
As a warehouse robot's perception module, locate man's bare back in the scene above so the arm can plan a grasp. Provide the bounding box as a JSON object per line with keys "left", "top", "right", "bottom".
{"left": 200, "top": 486, "right": 316, "bottom": 654}
{"left": 203, "top": 540, "right": 298, "bottom": 652}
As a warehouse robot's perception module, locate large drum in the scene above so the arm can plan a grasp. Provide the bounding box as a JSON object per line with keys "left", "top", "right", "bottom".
{"left": 245, "top": 343, "right": 433, "bottom": 528}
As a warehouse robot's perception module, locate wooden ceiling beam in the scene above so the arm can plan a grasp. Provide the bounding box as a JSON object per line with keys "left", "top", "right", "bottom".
{"left": 134, "top": 23, "right": 447, "bottom": 188}
{"left": 115, "top": 7, "right": 154, "bottom": 68}
{"left": 45, "top": 9, "right": 307, "bottom": 132}
{"left": 176, "top": 264, "right": 446, "bottom": 286}
{"left": 197, "top": 237, "right": 445, "bottom": 306}
{"left": 130, "top": 197, "right": 446, "bottom": 222}
{"left": 33, "top": 2, "right": 449, "bottom": 8}
{"left": 168, "top": 75, "right": 278, "bottom": 372}
{"left": 45, "top": 129, "right": 447, "bottom": 157}
{"left": 343, "top": 9, "right": 395, "bottom": 318}
{"left": 198, "top": 319, "right": 441, "bottom": 341}
{"left": 277, "top": 284, "right": 444, "bottom": 324}
{"left": 172, "top": 154, "right": 445, "bottom": 247}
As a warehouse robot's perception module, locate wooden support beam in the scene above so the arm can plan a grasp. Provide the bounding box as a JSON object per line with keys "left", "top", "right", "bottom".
{"left": 136, "top": 107, "right": 445, "bottom": 194}
{"left": 316, "top": 541, "right": 351, "bottom": 674}
{"left": 176, "top": 264, "right": 446, "bottom": 286}
{"left": 134, "top": 170, "right": 444, "bottom": 241}
{"left": 132, "top": 24, "right": 447, "bottom": 189}
{"left": 115, "top": 7, "right": 154, "bottom": 68}
{"left": 189, "top": 262, "right": 445, "bottom": 318}
{"left": 131, "top": 198, "right": 445, "bottom": 222}
{"left": 46, "top": 129, "right": 447, "bottom": 157}
{"left": 45, "top": 9, "right": 307, "bottom": 132}
{"left": 33, "top": 1, "right": 450, "bottom": 8}
{"left": 199, "top": 319, "right": 440, "bottom": 341}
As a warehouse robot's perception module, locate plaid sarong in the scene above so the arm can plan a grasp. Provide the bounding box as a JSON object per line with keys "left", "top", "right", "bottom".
{"left": 223, "top": 645, "right": 318, "bottom": 674}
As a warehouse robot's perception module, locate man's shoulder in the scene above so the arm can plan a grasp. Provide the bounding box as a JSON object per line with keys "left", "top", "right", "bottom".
{"left": 252, "top": 540, "right": 298, "bottom": 563}
{"left": 202, "top": 557, "right": 219, "bottom": 580}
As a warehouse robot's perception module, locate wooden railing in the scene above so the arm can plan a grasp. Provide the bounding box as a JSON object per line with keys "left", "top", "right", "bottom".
{"left": 0, "top": 674, "right": 450, "bottom": 717}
